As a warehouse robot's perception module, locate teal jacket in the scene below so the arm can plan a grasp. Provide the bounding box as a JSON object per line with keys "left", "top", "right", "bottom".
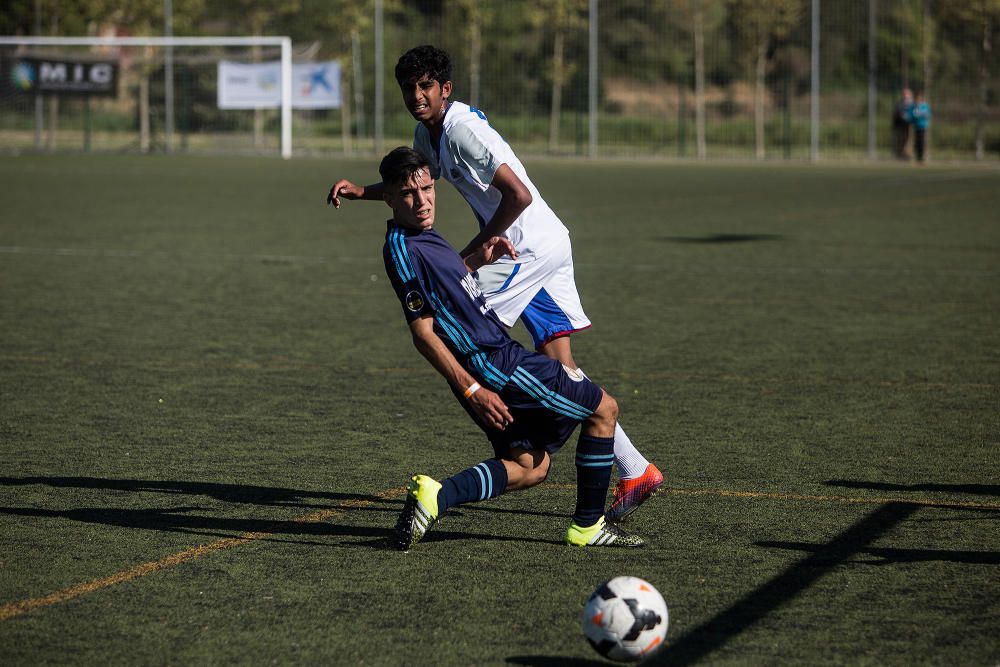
{"left": 911, "top": 102, "right": 931, "bottom": 130}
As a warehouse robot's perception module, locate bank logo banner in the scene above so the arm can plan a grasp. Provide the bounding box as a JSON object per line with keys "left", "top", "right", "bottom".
{"left": 218, "top": 60, "right": 341, "bottom": 110}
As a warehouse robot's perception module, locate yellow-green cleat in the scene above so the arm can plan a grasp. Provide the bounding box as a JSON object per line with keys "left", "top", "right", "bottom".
{"left": 393, "top": 474, "right": 442, "bottom": 551}
{"left": 566, "top": 515, "right": 645, "bottom": 548}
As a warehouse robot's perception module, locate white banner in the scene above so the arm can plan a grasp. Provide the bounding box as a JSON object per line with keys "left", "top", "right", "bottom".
{"left": 293, "top": 61, "right": 342, "bottom": 109}
{"left": 218, "top": 60, "right": 341, "bottom": 110}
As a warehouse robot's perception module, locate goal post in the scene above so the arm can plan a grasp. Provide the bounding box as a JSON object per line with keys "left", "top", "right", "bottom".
{"left": 0, "top": 35, "right": 294, "bottom": 158}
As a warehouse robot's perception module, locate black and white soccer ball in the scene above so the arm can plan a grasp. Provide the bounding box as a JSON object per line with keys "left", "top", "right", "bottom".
{"left": 581, "top": 576, "right": 668, "bottom": 662}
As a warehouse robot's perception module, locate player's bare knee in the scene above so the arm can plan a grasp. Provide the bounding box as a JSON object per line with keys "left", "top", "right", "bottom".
{"left": 587, "top": 391, "right": 618, "bottom": 433}
{"left": 505, "top": 450, "right": 550, "bottom": 490}
{"left": 520, "top": 451, "right": 550, "bottom": 488}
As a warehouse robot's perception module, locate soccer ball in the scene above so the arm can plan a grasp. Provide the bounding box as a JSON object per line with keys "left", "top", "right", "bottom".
{"left": 581, "top": 576, "right": 668, "bottom": 662}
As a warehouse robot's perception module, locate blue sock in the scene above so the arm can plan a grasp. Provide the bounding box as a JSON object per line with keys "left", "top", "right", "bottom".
{"left": 437, "top": 459, "right": 508, "bottom": 513}
{"left": 574, "top": 434, "right": 615, "bottom": 527}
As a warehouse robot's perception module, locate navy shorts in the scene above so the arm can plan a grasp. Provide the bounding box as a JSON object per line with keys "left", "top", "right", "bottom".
{"left": 456, "top": 350, "right": 604, "bottom": 459}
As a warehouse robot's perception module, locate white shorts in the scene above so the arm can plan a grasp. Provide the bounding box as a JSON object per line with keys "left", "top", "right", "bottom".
{"left": 474, "top": 237, "right": 591, "bottom": 350}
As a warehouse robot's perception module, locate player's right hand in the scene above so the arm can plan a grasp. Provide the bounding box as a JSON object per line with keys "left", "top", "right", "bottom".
{"left": 469, "top": 388, "right": 514, "bottom": 431}
{"left": 327, "top": 179, "right": 364, "bottom": 208}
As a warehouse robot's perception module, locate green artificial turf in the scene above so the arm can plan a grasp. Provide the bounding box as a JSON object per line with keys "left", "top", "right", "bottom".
{"left": 0, "top": 154, "right": 997, "bottom": 665}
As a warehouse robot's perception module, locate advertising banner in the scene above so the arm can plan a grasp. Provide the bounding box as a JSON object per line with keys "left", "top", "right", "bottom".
{"left": 292, "top": 61, "right": 342, "bottom": 109}
{"left": 218, "top": 60, "right": 341, "bottom": 110}
{"left": 9, "top": 57, "right": 118, "bottom": 96}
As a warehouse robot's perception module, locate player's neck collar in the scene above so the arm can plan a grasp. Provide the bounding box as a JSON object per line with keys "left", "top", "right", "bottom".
{"left": 387, "top": 219, "right": 430, "bottom": 234}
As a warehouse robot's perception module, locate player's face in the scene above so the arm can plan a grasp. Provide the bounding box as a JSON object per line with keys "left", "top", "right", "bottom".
{"left": 386, "top": 169, "right": 436, "bottom": 231}
{"left": 400, "top": 75, "right": 451, "bottom": 124}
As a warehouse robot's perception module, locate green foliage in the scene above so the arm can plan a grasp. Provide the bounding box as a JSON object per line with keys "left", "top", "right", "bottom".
{"left": 2, "top": 0, "right": 996, "bottom": 158}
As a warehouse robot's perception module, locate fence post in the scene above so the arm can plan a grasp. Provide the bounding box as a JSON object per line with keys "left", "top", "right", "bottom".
{"left": 868, "top": 0, "right": 877, "bottom": 160}
{"left": 352, "top": 31, "right": 365, "bottom": 145}
{"left": 588, "top": 0, "right": 598, "bottom": 159}
{"left": 374, "top": 0, "right": 384, "bottom": 156}
{"left": 810, "top": 0, "right": 820, "bottom": 162}
{"left": 164, "top": 0, "right": 174, "bottom": 153}
{"left": 280, "top": 37, "right": 292, "bottom": 159}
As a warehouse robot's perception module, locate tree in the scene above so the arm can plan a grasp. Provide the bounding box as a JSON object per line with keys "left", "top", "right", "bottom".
{"left": 95, "top": 0, "right": 205, "bottom": 152}
{"left": 940, "top": 0, "right": 1000, "bottom": 160}
{"left": 275, "top": 0, "right": 379, "bottom": 153}
{"left": 204, "top": 0, "right": 300, "bottom": 148}
{"left": 668, "top": 0, "right": 726, "bottom": 159}
{"left": 449, "top": 0, "right": 495, "bottom": 108}
{"left": 730, "top": 0, "right": 803, "bottom": 159}
{"left": 535, "top": 0, "right": 587, "bottom": 152}
{"left": 879, "top": 0, "right": 933, "bottom": 90}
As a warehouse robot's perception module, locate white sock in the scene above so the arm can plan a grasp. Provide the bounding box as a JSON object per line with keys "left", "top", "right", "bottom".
{"left": 612, "top": 422, "right": 650, "bottom": 480}
{"left": 575, "top": 367, "right": 650, "bottom": 480}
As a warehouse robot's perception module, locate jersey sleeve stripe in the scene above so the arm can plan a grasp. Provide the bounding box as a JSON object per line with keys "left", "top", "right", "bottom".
{"left": 468, "top": 352, "right": 508, "bottom": 390}
{"left": 387, "top": 229, "right": 415, "bottom": 281}
{"left": 427, "top": 290, "right": 509, "bottom": 389}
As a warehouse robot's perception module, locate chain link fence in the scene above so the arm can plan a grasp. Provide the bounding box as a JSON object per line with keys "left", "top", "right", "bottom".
{"left": 2, "top": 1, "right": 997, "bottom": 162}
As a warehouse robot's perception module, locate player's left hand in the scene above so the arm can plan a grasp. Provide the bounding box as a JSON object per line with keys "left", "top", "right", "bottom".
{"left": 466, "top": 236, "right": 518, "bottom": 271}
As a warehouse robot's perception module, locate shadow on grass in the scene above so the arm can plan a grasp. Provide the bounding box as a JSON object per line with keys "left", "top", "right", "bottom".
{"left": 453, "top": 504, "right": 572, "bottom": 520}
{"left": 0, "top": 475, "right": 572, "bottom": 550}
{"left": 647, "top": 489, "right": 999, "bottom": 666}
{"left": 0, "top": 475, "right": 383, "bottom": 509}
{"left": 664, "top": 233, "right": 784, "bottom": 244}
{"left": 645, "top": 502, "right": 920, "bottom": 666}
{"left": 507, "top": 656, "right": 608, "bottom": 666}
{"left": 0, "top": 503, "right": 557, "bottom": 550}
{"left": 756, "top": 540, "right": 1000, "bottom": 565}
{"left": 0, "top": 504, "right": 394, "bottom": 547}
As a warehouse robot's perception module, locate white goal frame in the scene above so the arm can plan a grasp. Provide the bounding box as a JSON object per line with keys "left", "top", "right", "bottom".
{"left": 0, "top": 35, "right": 294, "bottom": 158}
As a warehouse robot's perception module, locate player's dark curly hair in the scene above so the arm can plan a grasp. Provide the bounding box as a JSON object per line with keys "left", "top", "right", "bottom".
{"left": 380, "top": 146, "right": 430, "bottom": 188}
{"left": 394, "top": 45, "right": 452, "bottom": 88}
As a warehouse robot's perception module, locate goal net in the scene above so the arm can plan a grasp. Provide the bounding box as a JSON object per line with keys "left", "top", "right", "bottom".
{"left": 0, "top": 37, "right": 294, "bottom": 157}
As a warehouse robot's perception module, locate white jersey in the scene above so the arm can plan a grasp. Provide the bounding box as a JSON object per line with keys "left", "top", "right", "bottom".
{"left": 413, "top": 101, "right": 569, "bottom": 260}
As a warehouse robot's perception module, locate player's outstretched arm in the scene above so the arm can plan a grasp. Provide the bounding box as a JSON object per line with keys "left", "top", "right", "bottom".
{"left": 463, "top": 235, "right": 518, "bottom": 273}
{"left": 326, "top": 179, "right": 385, "bottom": 208}
{"left": 409, "top": 315, "right": 513, "bottom": 430}
{"left": 459, "top": 164, "right": 532, "bottom": 257}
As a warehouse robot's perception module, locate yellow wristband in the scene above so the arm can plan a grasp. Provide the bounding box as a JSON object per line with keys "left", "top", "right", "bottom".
{"left": 463, "top": 382, "right": 481, "bottom": 399}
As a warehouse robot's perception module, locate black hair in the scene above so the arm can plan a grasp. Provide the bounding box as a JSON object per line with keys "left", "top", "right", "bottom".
{"left": 379, "top": 146, "right": 430, "bottom": 188}
{"left": 394, "top": 45, "right": 452, "bottom": 88}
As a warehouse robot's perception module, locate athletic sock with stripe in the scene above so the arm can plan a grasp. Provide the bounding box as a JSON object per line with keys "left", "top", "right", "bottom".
{"left": 574, "top": 434, "right": 616, "bottom": 527}
{"left": 437, "top": 458, "right": 508, "bottom": 513}
{"left": 577, "top": 369, "right": 650, "bottom": 481}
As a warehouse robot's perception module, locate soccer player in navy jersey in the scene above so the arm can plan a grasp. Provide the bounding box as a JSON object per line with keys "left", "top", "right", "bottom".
{"left": 377, "top": 146, "right": 644, "bottom": 550}
{"left": 330, "top": 45, "right": 662, "bottom": 522}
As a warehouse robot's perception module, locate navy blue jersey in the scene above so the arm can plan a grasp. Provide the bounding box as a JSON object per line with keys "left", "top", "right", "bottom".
{"left": 382, "top": 220, "right": 604, "bottom": 456}
{"left": 383, "top": 222, "right": 523, "bottom": 390}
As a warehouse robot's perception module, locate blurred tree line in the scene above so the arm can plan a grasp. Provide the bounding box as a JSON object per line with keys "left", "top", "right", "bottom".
{"left": 2, "top": 0, "right": 996, "bottom": 156}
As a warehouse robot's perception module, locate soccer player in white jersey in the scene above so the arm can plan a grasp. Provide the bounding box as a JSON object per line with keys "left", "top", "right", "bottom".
{"left": 328, "top": 45, "right": 661, "bottom": 521}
